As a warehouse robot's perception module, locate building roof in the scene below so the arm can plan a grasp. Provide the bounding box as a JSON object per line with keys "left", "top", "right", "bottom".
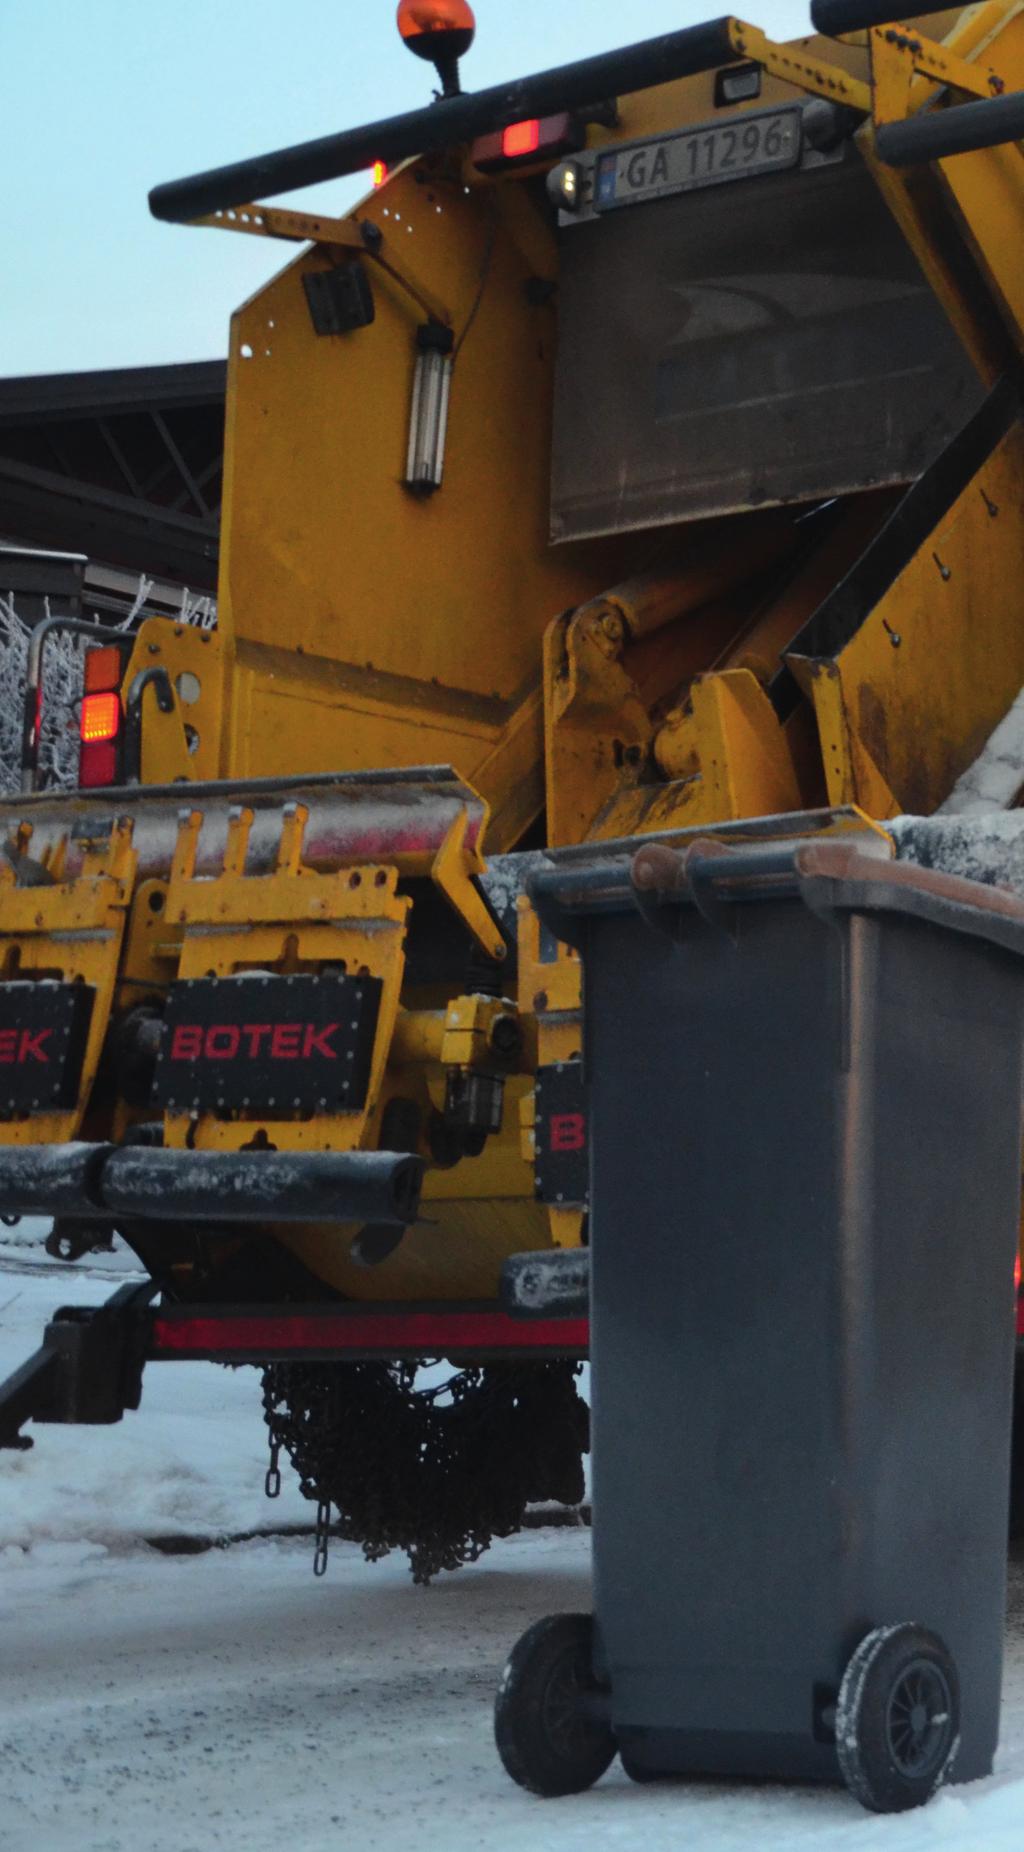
{"left": 0, "top": 360, "right": 225, "bottom": 589}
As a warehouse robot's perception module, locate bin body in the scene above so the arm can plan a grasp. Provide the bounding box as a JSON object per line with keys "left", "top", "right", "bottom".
{"left": 579, "top": 881, "right": 1023, "bottom": 1783}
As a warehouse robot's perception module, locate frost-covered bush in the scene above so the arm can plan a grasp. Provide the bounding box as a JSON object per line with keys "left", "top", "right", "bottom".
{"left": 0, "top": 592, "right": 90, "bottom": 795}
{"left": 0, "top": 572, "right": 215, "bottom": 797}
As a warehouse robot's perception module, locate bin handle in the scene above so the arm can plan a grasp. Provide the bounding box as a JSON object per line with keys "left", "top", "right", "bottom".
{"left": 632, "top": 839, "right": 801, "bottom": 937}
{"left": 632, "top": 840, "right": 742, "bottom": 939}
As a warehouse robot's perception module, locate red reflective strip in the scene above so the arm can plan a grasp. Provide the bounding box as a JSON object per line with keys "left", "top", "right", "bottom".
{"left": 152, "top": 1311, "right": 588, "bottom": 1356}
{"left": 78, "top": 738, "right": 118, "bottom": 788}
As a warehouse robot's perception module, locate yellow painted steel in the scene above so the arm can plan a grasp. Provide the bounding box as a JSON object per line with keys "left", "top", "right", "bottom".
{"left": 122, "top": 621, "right": 227, "bottom": 785}
{"left": 214, "top": 165, "right": 629, "bottom": 848}
{"left": 0, "top": 821, "right": 137, "bottom": 1145}
{"left": 790, "top": 421, "right": 1024, "bottom": 816}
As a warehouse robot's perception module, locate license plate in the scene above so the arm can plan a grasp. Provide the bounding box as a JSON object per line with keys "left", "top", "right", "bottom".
{"left": 0, "top": 981, "right": 95, "bottom": 1113}
{"left": 152, "top": 972, "right": 382, "bottom": 1115}
{"left": 594, "top": 107, "right": 802, "bottom": 212}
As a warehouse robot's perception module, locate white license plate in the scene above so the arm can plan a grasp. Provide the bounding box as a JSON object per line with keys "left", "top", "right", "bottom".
{"left": 594, "top": 108, "right": 802, "bottom": 212}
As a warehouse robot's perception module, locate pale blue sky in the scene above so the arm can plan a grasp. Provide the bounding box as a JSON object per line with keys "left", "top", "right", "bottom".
{"left": 2, "top": 0, "right": 812, "bottom": 378}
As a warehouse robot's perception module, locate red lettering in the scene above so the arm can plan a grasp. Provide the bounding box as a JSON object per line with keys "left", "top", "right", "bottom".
{"left": 302, "top": 1022, "right": 338, "bottom": 1060}
{"left": 242, "top": 1024, "right": 273, "bottom": 1058}
{"left": 550, "top": 1112, "right": 586, "bottom": 1154}
{"left": 170, "top": 1024, "right": 203, "bottom": 1061}
{"left": 167, "top": 1019, "right": 340, "bottom": 1064}
{"left": 0, "top": 1030, "right": 15, "bottom": 1063}
{"left": 270, "top": 1023, "right": 301, "bottom": 1059}
{"left": 18, "top": 1028, "right": 51, "bottom": 1064}
{"left": 205, "top": 1025, "right": 240, "bottom": 1060}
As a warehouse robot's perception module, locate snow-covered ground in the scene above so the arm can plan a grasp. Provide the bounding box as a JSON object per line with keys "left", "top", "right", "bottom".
{"left": 3, "top": 1241, "right": 1024, "bottom": 1851}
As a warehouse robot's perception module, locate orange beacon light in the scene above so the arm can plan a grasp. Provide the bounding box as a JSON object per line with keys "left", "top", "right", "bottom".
{"left": 397, "top": 1, "right": 476, "bottom": 95}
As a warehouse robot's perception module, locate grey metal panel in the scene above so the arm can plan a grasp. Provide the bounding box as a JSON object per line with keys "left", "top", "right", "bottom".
{"left": 551, "top": 150, "right": 984, "bottom": 539}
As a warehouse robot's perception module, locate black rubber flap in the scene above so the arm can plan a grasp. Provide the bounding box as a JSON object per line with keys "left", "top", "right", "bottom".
{"left": 153, "top": 972, "right": 382, "bottom": 1115}
{"left": 0, "top": 982, "right": 95, "bottom": 1113}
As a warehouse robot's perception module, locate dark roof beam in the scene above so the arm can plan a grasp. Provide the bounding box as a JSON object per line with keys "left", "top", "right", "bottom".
{"left": 97, "top": 418, "right": 146, "bottom": 500}
{"left": 43, "top": 428, "right": 77, "bottom": 479}
{"left": 151, "top": 410, "right": 210, "bottom": 519}
{"left": 0, "top": 361, "right": 227, "bottom": 427}
{"left": 168, "top": 449, "right": 223, "bottom": 515}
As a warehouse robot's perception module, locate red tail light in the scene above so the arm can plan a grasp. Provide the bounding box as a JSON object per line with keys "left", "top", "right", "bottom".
{"left": 372, "top": 160, "right": 388, "bottom": 187}
{"left": 502, "top": 118, "right": 541, "bottom": 159}
{"left": 78, "top": 647, "right": 125, "bottom": 788}
{"left": 472, "top": 110, "right": 584, "bottom": 173}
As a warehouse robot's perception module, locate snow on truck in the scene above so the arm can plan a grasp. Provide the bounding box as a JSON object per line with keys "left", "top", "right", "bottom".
{"left": 3, "top": 0, "right": 1024, "bottom": 1578}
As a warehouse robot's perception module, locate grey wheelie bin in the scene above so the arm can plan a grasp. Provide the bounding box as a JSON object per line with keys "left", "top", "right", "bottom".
{"left": 495, "top": 833, "right": 1024, "bottom": 1815}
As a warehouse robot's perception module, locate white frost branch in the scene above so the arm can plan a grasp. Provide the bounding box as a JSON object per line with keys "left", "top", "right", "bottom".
{"left": 0, "top": 591, "right": 87, "bottom": 796}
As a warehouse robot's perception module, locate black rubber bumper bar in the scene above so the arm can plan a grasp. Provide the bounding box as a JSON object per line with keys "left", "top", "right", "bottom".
{"left": 875, "top": 91, "right": 1024, "bottom": 166}
{"left": 502, "top": 1248, "right": 590, "bottom": 1319}
{"left": 810, "top": 0, "right": 951, "bottom": 35}
{"left": 0, "top": 1144, "right": 423, "bottom": 1226}
{"left": 149, "top": 17, "right": 736, "bottom": 222}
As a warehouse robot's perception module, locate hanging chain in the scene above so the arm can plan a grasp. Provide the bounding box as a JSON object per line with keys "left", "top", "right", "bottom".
{"left": 260, "top": 1358, "right": 589, "bottom": 1584}
{"left": 313, "top": 1498, "right": 332, "bottom": 1577}
{"left": 261, "top": 1370, "right": 285, "bottom": 1498}
{"left": 264, "top": 1439, "right": 282, "bottom": 1500}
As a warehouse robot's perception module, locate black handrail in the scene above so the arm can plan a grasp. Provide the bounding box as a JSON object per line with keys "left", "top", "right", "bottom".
{"left": 123, "top": 666, "right": 176, "bottom": 786}
{"left": 876, "top": 90, "right": 1024, "bottom": 166}
{"left": 810, "top": 0, "right": 952, "bottom": 35}
{"left": 148, "top": 18, "right": 736, "bottom": 223}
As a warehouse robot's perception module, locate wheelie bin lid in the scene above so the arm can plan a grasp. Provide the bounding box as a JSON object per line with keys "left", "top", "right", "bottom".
{"left": 528, "top": 834, "right": 1024, "bottom": 959}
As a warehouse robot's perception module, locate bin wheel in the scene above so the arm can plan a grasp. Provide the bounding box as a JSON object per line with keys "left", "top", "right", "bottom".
{"left": 495, "top": 1613, "right": 615, "bottom": 1797}
{"left": 836, "top": 1623, "right": 960, "bottom": 1814}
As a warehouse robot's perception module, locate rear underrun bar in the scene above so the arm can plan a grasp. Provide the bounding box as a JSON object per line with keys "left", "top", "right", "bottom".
{"left": 0, "top": 1289, "right": 588, "bottom": 1448}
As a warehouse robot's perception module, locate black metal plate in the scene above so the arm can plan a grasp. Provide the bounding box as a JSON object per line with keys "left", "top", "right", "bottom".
{"left": 0, "top": 981, "right": 95, "bottom": 1113}
{"left": 551, "top": 151, "right": 984, "bottom": 538}
{"left": 152, "top": 973, "right": 382, "bottom": 1115}
{"left": 534, "top": 1060, "right": 589, "bottom": 1208}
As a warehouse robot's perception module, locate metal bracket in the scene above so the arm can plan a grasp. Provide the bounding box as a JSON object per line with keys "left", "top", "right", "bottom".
{"left": 730, "top": 12, "right": 1010, "bottom": 130}
{"left": 869, "top": 20, "right": 1008, "bottom": 125}
{"left": 431, "top": 806, "right": 507, "bottom": 964}
{"left": 0, "top": 1280, "right": 157, "bottom": 1450}
{"left": 728, "top": 19, "right": 873, "bottom": 112}
{"left": 196, "top": 200, "right": 453, "bottom": 329}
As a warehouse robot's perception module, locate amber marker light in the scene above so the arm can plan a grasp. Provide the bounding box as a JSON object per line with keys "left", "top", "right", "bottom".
{"left": 80, "top": 691, "right": 121, "bottom": 744}
{"left": 397, "top": 0, "right": 476, "bottom": 96}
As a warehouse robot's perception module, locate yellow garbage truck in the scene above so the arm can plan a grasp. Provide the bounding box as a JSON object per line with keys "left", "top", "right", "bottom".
{"left": 3, "top": 0, "right": 1024, "bottom": 1577}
